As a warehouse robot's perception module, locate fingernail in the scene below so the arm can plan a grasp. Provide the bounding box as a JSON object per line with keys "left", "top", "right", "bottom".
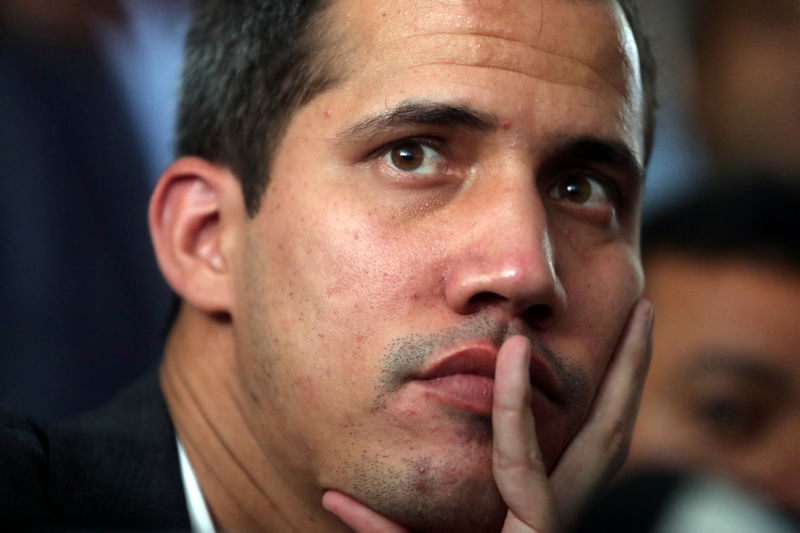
{"left": 644, "top": 299, "right": 655, "bottom": 330}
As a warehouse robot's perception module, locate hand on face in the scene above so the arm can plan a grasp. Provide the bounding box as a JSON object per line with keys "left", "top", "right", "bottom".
{"left": 322, "top": 300, "right": 654, "bottom": 532}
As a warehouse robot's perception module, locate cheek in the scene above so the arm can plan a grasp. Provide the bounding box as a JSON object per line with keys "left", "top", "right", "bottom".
{"left": 561, "top": 246, "right": 643, "bottom": 381}
{"left": 252, "top": 193, "right": 450, "bottom": 377}
{"left": 309, "top": 215, "right": 451, "bottom": 329}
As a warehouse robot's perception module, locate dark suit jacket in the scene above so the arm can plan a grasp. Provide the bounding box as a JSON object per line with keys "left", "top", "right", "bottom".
{"left": 1, "top": 373, "right": 191, "bottom": 531}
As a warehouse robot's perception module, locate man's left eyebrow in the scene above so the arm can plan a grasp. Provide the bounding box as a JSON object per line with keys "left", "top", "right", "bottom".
{"left": 552, "top": 135, "right": 646, "bottom": 184}
{"left": 336, "top": 100, "right": 497, "bottom": 141}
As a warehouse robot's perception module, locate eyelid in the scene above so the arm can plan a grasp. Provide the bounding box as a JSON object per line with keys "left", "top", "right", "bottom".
{"left": 367, "top": 136, "right": 446, "bottom": 161}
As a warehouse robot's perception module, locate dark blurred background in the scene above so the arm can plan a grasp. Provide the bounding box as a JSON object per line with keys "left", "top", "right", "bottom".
{"left": 0, "top": 0, "right": 190, "bottom": 420}
{"left": 640, "top": 0, "right": 800, "bottom": 211}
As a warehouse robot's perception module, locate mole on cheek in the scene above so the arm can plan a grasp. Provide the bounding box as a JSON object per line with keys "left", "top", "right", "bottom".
{"left": 499, "top": 116, "right": 513, "bottom": 130}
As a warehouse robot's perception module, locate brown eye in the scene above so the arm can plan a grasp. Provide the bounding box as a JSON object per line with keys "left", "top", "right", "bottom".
{"left": 558, "top": 176, "right": 592, "bottom": 204}
{"left": 390, "top": 142, "right": 425, "bottom": 171}
{"left": 549, "top": 172, "right": 611, "bottom": 206}
{"left": 384, "top": 141, "right": 443, "bottom": 175}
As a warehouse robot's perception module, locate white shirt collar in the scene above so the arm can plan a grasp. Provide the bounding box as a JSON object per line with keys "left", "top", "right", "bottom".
{"left": 177, "top": 437, "right": 216, "bottom": 533}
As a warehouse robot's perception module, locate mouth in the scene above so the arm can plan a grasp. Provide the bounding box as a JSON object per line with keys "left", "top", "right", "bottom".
{"left": 409, "top": 340, "right": 563, "bottom": 417}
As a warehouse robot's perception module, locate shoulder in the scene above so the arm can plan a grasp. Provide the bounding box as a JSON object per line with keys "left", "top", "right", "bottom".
{"left": 0, "top": 407, "right": 52, "bottom": 524}
{"left": 1, "top": 373, "right": 190, "bottom": 531}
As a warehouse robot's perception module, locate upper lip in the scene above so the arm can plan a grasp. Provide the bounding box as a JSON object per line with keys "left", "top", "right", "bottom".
{"left": 413, "top": 340, "right": 563, "bottom": 405}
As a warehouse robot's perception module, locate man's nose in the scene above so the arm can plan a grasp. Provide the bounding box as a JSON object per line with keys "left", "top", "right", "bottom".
{"left": 443, "top": 188, "right": 567, "bottom": 325}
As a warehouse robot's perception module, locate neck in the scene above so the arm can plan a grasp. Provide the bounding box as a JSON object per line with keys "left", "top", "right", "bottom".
{"left": 160, "top": 306, "right": 346, "bottom": 532}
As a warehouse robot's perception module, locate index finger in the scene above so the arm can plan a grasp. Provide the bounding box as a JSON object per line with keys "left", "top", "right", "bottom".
{"left": 493, "top": 335, "right": 557, "bottom": 533}
{"left": 550, "top": 299, "right": 654, "bottom": 520}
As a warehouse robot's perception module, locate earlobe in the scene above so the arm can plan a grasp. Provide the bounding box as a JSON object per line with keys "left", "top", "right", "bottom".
{"left": 149, "top": 157, "right": 242, "bottom": 314}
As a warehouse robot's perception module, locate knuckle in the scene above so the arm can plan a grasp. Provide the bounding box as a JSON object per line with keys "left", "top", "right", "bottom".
{"left": 493, "top": 448, "right": 539, "bottom": 472}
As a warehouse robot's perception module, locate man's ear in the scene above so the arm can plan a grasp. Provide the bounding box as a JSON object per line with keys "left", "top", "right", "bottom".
{"left": 149, "top": 157, "right": 244, "bottom": 314}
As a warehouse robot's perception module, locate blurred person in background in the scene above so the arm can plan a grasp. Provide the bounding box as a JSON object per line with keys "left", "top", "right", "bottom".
{"left": 572, "top": 177, "right": 800, "bottom": 532}
{"left": 629, "top": 178, "right": 800, "bottom": 511}
{"left": 690, "top": 0, "right": 800, "bottom": 179}
{"left": 0, "top": 0, "right": 189, "bottom": 420}
{"left": 637, "top": 0, "right": 800, "bottom": 212}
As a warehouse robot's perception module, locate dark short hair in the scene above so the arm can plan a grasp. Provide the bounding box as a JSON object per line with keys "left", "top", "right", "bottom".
{"left": 643, "top": 175, "right": 800, "bottom": 271}
{"left": 176, "top": 0, "right": 338, "bottom": 216}
{"left": 617, "top": 0, "right": 657, "bottom": 164}
{"left": 176, "top": 0, "right": 657, "bottom": 217}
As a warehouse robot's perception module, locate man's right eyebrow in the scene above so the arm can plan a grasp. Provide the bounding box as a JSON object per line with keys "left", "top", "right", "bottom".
{"left": 336, "top": 100, "right": 497, "bottom": 142}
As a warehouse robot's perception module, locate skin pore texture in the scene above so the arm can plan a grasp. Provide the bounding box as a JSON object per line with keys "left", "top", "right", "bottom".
{"left": 628, "top": 254, "right": 800, "bottom": 512}
{"left": 153, "top": 0, "right": 648, "bottom": 531}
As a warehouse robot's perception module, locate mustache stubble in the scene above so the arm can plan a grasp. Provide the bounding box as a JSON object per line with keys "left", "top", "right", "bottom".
{"left": 373, "top": 313, "right": 591, "bottom": 413}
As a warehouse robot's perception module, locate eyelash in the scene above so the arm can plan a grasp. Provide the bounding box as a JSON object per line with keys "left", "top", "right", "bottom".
{"left": 374, "top": 137, "right": 444, "bottom": 159}
{"left": 366, "top": 137, "right": 626, "bottom": 212}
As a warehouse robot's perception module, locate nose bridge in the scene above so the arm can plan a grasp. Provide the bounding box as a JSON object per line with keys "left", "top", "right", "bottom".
{"left": 487, "top": 184, "right": 553, "bottom": 271}
{"left": 444, "top": 179, "right": 566, "bottom": 319}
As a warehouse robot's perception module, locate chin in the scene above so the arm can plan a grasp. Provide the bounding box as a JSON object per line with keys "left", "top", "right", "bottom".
{"left": 375, "top": 477, "right": 507, "bottom": 533}
{"left": 342, "top": 438, "right": 509, "bottom": 533}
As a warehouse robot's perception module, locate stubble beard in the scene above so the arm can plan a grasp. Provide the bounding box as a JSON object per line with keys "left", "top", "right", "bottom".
{"left": 341, "top": 425, "right": 509, "bottom": 533}
{"left": 334, "top": 314, "right": 591, "bottom": 532}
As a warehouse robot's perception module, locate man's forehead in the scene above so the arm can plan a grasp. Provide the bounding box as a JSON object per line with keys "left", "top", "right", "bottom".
{"left": 329, "top": 0, "right": 640, "bottom": 109}
{"left": 330, "top": 0, "right": 628, "bottom": 53}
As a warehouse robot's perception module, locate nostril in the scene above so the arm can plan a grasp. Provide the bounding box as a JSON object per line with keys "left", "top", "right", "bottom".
{"left": 466, "top": 292, "right": 503, "bottom": 312}
{"left": 464, "top": 294, "right": 554, "bottom": 323}
{"left": 524, "top": 304, "right": 553, "bottom": 324}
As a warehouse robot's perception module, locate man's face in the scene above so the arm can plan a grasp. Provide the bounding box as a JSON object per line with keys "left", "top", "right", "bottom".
{"left": 628, "top": 254, "right": 800, "bottom": 511}
{"left": 229, "top": 0, "right": 645, "bottom": 529}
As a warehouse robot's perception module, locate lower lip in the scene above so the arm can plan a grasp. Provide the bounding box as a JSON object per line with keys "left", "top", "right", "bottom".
{"left": 415, "top": 375, "right": 495, "bottom": 415}
{"left": 412, "top": 376, "right": 556, "bottom": 419}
